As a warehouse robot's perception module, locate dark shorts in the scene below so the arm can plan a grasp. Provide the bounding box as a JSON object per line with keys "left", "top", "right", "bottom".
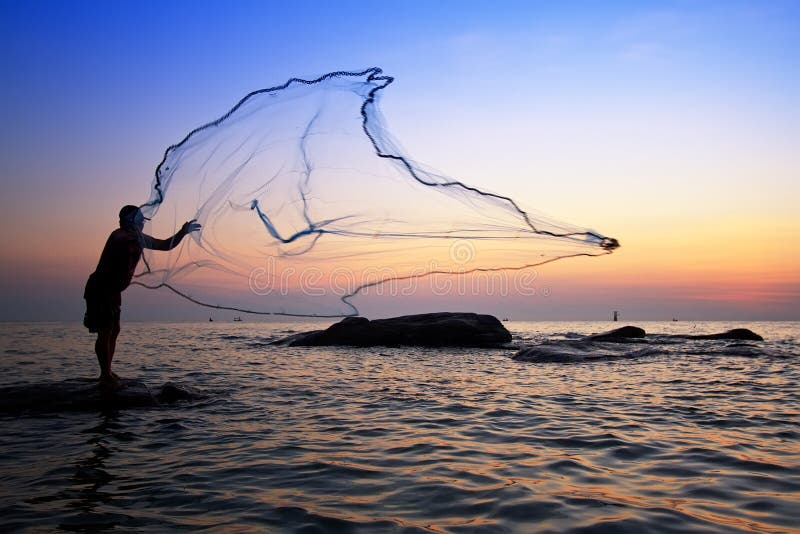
{"left": 83, "top": 275, "right": 121, "bottom": 333}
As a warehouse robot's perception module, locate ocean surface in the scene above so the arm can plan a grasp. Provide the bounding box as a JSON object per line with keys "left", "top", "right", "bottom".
{"left": 0, "top": 320, "right": 798, "bottom": 532}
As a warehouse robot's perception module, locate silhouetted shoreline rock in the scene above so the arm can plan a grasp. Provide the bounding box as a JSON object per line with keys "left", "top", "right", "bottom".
{"left": 513, "top": 341, "right": 665, "bottom": 362}
{"left": 0, "top": 378, "right": 199, "bottom": 413}
{"left": 587, "top": 325, "right": 646, "bottom": 342}
{"left": 513, "top": 326, "right": 764, "bottom": 362}
{"left": 273, "top": 312, "right": 512, "bottom": 347}
{"left": 673, "top": 328, "right": 764, "bottom": 341}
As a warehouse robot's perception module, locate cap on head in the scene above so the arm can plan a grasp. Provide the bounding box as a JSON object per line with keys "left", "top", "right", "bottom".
{"left": 119, "top": 204, "right": 144, "bottom": 228}
{"left": 119, "top": 205, "right": 140, "bottom": 220}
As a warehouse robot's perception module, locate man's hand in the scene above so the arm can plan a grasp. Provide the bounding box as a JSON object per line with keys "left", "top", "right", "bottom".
{"left": 182, "top": 219, "right": 202, "bottom": 234}
{"left": 143, "top": 220, "right": 202, "bottom": 251}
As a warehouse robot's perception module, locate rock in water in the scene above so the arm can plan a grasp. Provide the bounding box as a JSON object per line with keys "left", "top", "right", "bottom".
{"left": 0, "top": 378, "right": 203, "bottom": 413}
{"left": 0, "top": 378, "right": 157, "bottom": 412}
{"left": 587, "top": 325, "right": 647, "bottom": 342}
{"left": 512, "top": 325, "right": 765, "bottom": 363}
{"left": 680, "top": 328, "right": 763, "bottom": 341}
{"left": 513, "top": 341, "right": 665, "bottom": 362}
{"left": 583, "top": 326, "right": 762, "bottom": 342}
{"left": 274, "top": 312, "right": 512, "bottom": 347}
{"left": 158, "top": 382, "right": 199, "bottom": 403}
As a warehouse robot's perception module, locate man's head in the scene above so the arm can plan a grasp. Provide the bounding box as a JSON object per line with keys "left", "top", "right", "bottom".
{"left": 119, "top": 205, "right": 146, "bottom": 231}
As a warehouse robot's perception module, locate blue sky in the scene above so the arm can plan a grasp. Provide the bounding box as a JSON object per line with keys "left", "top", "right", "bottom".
{"left": 1, "top": 0, "right": 798, "bottom": 320}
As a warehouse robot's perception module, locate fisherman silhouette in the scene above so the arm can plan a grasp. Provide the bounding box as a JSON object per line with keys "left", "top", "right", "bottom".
{"left": 83, "top": 205, "right": 201, "bottom": 385}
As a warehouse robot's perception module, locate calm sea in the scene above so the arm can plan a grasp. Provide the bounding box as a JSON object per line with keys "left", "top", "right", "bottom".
{"left": 1, "top": 320, "right": 798, "bottom": 532}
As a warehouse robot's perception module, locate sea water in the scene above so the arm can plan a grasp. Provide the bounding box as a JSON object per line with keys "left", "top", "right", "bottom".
{"left": 0, "top": 321, "right": 797, "bottom": 532}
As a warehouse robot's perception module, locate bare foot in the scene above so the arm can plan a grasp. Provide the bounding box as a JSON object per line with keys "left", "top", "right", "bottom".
{"left": 98, "top": 374, "right": 122, "bottom": 390}
{"left": 98, "top": 372, "right": 122, "bottom": 382}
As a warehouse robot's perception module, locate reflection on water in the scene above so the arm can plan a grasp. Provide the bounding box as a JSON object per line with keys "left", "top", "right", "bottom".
{"left": 5, "top": 413, "right": 130, "bottom": 531}
{"left": 0, "top": 321, "right": 798, "bottom": 532}
{"left": 59, "top": 416, "right": 121, "bottom": 530}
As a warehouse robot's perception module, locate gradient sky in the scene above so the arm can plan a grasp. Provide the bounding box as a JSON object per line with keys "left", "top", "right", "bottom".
{"left": 1, "top": 0, "right": 798, "bottom": 321}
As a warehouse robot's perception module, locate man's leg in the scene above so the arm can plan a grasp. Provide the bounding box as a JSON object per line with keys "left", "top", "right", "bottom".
{"left": 108, "top": 320, "right": 121, "bottom": 379}
{"left": 95, "top": 327, "right": 113, "bottom": 380}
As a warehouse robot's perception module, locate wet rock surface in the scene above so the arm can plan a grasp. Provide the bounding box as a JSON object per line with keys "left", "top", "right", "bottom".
{"left": 0, "top": 378, "right": 200, "bottom": 413}
{"left": 674, "top": 328, "right": 764, "bottom": 341}
{"left": 587, "top": 325, "right": 647, "bottom": 342}
{"left": 514, "top": 326, "right": 764, "bottom": 362}
{"left": 274, "top": 312, "right": 513, "bottom": 347}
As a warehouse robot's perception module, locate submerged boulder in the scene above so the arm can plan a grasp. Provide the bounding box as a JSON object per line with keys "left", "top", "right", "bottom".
{"left": 677, "top": 328, "right": 763, "bottom": 341}
{"left": 274, "top": 312, "right": 512, "bottom": 347}
{"left": 0, "top": 378, "right": 201, "bottom": 413}
{"left": 587, "top": 325, "right": 646, "bottom": 342}
{"left": 583, "top": 326, "right": 763, "bottom": 342}
{"left": 513, "top": 325, "right": 765, "bottom": 364}
{"left": 157, "top": 382, "right": 200, "bottom": 403}
{"left": 513, "top": 341, "right": 665, "bottom": 362}
{"left": 0, "top": 378, "right": 156, "bottom": 412}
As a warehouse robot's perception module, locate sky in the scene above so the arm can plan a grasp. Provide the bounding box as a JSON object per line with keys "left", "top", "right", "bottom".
{"left": 0, "top": 0, "right": 798, "bottom": 321}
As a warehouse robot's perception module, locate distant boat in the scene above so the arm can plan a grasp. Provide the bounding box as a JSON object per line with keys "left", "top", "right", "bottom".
{"left": 233, "top": 316, "right": 242, "bottom": 322}
{"left": 613, "top": 311, "right": 619, "bottom": 322}
{"left": 209, "top": 317, "right": 214, "bottom": 322}
{"left": 672, "top": 317, "right": 678, "bottom": 322}
{"left": 502, "top": 317, "right": 510, "bottom": 322}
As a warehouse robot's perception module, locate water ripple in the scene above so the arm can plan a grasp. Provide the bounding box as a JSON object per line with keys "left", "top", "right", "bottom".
{"left": 0, "top": 320, "right": 797, "bottom": 532}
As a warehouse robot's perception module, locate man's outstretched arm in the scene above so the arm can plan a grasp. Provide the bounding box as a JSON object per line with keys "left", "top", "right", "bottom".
{"left": 142, "top": 220, "right": 202, "bottom": 251}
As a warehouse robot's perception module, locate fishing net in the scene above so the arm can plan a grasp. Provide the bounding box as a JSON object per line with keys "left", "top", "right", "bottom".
{"left": 134, "top": 68, "right": 618, "bottom": 316}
